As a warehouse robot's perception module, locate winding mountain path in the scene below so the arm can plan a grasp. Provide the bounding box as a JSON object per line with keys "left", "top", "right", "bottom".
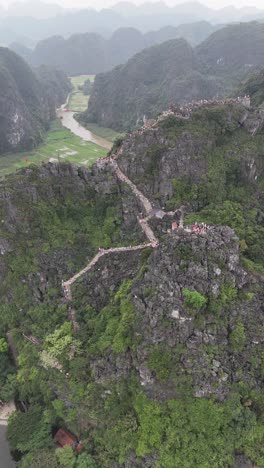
{"left": 62, "top": 146, "right": 161, "bottom": 305}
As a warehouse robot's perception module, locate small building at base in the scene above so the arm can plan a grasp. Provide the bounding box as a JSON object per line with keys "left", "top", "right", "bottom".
{"left": 54, "top": 428, "right": 83, "bottom": 454}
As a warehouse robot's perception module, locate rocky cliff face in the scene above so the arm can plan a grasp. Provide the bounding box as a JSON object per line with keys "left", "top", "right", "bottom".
{"left": 0, "top": 47, "right": 71, "bottom": 154}
{"left": 79, "top": 225, "right": 263, "bottom": 401}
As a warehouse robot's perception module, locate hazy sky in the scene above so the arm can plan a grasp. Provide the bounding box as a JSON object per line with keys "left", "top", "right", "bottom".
{"left": 1, "top": 0, "right": 264, "bottom": 10}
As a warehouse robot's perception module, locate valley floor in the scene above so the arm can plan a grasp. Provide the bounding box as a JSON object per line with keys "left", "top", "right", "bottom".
{"left": 0, "top": 120, "right": 108, "bottom": 178}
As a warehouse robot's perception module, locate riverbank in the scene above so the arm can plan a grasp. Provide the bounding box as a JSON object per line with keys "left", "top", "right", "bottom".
{"left": 67, "top": 75, "right": 124, "bottom": 144}
{"left": 57, "top": 107, "right": 112, "bottom": 150}
{"left": 79, "top": 122, "right": 125, "bottom": 143}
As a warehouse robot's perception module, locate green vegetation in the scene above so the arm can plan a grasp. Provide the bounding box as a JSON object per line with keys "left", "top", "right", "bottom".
{"left": 0, "top": 48, "right": 71, "bottom": 154}
{"left": 236, "top": 69, "right": 264, "bottom": 107}
{"left": 68, "top": 75, "right": 95, "bottom": 112}
{"left": 183, "top": 288, "right": 207, "bottom": 311}
{"left": 152, "top": 104, "right": 264, "bottom": 270}
{"left": 229, "top": 321, "right": 246, "bottom": 352}
{"left": 84, "top": 38, "right": 223, "bottom": 132}
{"left": 134, "top": 393, "right": 262, "bottom": 467}
{"left": 7, "top": 405, "right": 51, "bottom": 453}
{"left": 147, "top": 346, "right": 174, "bottom": 380}
{"left": 81, "top": 123, "right": 125, "bottom": 143}
{"left": 69, "top": 74, "right": 123, "bottom": 142}
{"left": 71, "top": 75, "right": 95, "bottom": 87}
{"left": 1, "top": 95, "right": 264, "bottom": 467}
{"left": 85, "top": 22, "right": 264, "bottom": 132}
{"left": 0, "top": 120, "right": 107, "bottom": 177}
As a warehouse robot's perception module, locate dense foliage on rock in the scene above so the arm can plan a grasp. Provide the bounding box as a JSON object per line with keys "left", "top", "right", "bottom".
{"left": 83, "top": 38, "right": 223, "bottom": 132}
{"left": 35, "top": 65, "right": 72, "bottom": 120}
{"left": 197, "top": 21, "right": 264, "bottom": 85}
{"left": 236, "top": 69, "right": 264, "bottom": 107}
{"left": 0, "top": 47, "right": 71, "bottom": 154}
{"left": 84, "top": 21, "right": 264, "bottom": 131}
{"left": 0, "top": 101, "right": 263, "bottom": 466}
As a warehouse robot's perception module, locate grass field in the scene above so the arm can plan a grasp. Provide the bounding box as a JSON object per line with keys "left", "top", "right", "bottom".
{"left": 83, "top": 123, "right": 125, "bottom": 143}
{"left": 0, "top": 120, "right": 108, "bottom": 178}
{"left": 68, "top": 75, "right": 124, "bottom": 143}
{"left": 68, "top": 75, "right": 95, "bottom": 112}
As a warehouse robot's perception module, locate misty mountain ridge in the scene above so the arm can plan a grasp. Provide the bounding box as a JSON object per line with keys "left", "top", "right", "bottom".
{"left": 1, "top": 0, "right": 264, "bottom": 46}
{"left": 13, "top": 22, "right": 220, "bottom": 75}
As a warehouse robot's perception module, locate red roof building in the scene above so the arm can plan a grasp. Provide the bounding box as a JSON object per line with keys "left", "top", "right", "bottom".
{"left": 54, "top": 428, "right": 83, "bottom": 454}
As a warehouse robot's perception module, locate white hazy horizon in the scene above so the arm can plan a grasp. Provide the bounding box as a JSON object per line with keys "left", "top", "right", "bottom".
{"left": 1, "top": 0, "right": 264, "bottom": 11}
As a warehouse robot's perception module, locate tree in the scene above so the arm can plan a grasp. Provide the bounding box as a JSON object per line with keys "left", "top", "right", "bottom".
{"left": 183, "top": 288, "right": 207, "bottom": 311}
{"left": 0, "top": 338, "right": 8, "bottom": 353}
{"left": 20, "top": 449, "right": 59, "bottom": 468}
{"left": 56, "top": 446, "right": 76, "bottom": 468}
{"left": 82, "top": 79, "right": 93, "bottom": 96}
{"left": 7, "top": 405, "right": 52, "bottom": 453}
{"left": 229, "top": 321, "right": 246, "bottom": 352}
{"left": 45, "top": 322, "right": 81, "bottom": 362}
{"left": 76, "top": 453, "right": 98, "bottom": 468}
{"left": 0, "top": 373, "right": 16, "bottom": 402}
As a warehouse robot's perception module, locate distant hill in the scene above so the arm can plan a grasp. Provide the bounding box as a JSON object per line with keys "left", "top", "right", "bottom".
{"left": 113, "top": 1, "right": 264, "bottom": 24}
{"left": 83, "top": 39, "right": 223, "bottom": 132}
{"left": 1, "top": 1, "right": 264, "bottom": 46}
{"left": 197, "top": 22, "right": 264, "bottom": 84}
{"left": 83, "top": 21, "right": 264, "bottom": 131}
{"left": 19, "top": 23, "right": 220, "bottom": 75}
{"left": 0, "top": 48, "right": 71, "bottom": 154}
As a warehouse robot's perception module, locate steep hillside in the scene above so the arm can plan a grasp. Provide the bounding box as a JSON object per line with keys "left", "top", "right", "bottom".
{"left": 36, "top": 65, "right": 72, "bottom": 119}
{"left": 83, "top": 38, "right": 223, "bottom": 131}
{"left": 117, "top": 102, "right": 264, "bottom": 267}
{"left": 197, "top": 21, "right": 264, "bottom": 83}
{"left": 21, "top": 23, "right": 219, "bottom": 75}
{"left": 236, "top": 69, "right": 264, "bottom": 107}
{"left": 0, "top": 100, "right": 263, "bottom": 467}
{"left": 0, "top": 47, "right": 71, "bottom": 154}
{"left": 84, "top": 21, "right": 264, "bottom": 131}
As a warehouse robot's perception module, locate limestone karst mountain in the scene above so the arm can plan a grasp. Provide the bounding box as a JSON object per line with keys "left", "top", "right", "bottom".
{"left": 14, "top": 22, "right": 219, "bottom": 76}
{"left": 1, "top": 98, "right": 263, "bottom": 467}
{"left": 0, "top": 47, "right": 71, "bottom": 154}
{"left": 84, "top": 21, "right": 264, "bottom": 131}
{"left": 83, "top": 38, "right": 223, "bottom": 131}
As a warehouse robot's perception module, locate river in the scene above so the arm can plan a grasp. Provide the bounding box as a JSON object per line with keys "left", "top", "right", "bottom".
{"left": 57, "top": 105, "right": 112, "bottom": 150}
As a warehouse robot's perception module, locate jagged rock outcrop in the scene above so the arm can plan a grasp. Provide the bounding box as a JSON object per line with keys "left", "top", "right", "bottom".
{"left": 82, "top": 226, "right": 263, "bottom": 401}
